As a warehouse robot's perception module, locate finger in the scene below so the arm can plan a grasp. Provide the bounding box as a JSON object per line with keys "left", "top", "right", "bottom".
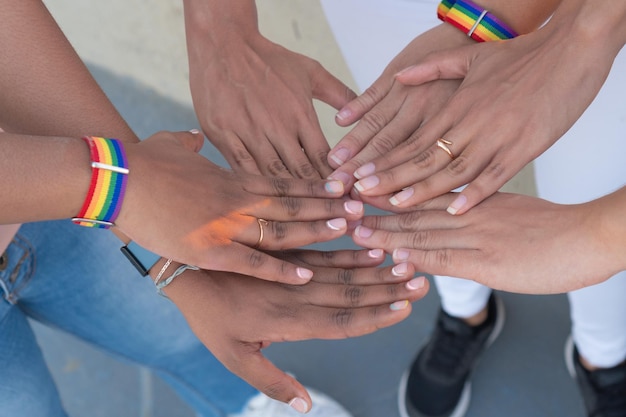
{"left": 445, "top": 155, "right": 527, "bottom": 215}
{"left": 395, "top": 46, "right": 473, "bottom": 86}
{"left": 310, "top": 60, "right": 358, "bottom": 110}
{"left": 392, "top": 248, "right": 481, "bottom": 283}
{"left": 246, "top": 132, "right": 294, "bottom": 179}
{"left": 202, "top": 243, "right": 316, "bottom": 285}
{"left": 243, "top": 175, "right": 348, "bottom": 198}
{"left": 296, "top": 116, "right": 335, "bottom": 179}
{"left": 353, "top": 143, "right": 460, "bottom": 199}
{"left": 352, "top": 224, "right": 471, "bottom": 252}
{"left": 329, "top": 95, "right": 420, "bottom": 185}
{"left": 278, "top": 248, "right": 387, "bottom": 269}
{"left": 289, "top": 273, "right": 429, "bottom": 308}
{"left": 298, "top": 261, "right": 417, "bottom": 286}
{"left": 294, "top": 302, "right": 414, "bottom": 340}
{"left": 247, "top": 197, "right": 364, "bottom": 222}
{"left": 235, "top": 218, "right": 351, "bottom": 250}
{"left": 212, "top": 131, "right": 264, "bottom": 175}
{"left": 227, "top": 349, "right": 313, "bottom": 413}
{"left": 334, "top": 75, "right": 393, "bottom": 127}
{"left": 361, "top": 209, "right": 461, "bottom": 233}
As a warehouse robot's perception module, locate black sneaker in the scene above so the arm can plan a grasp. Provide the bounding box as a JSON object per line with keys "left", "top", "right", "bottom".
{"left": 565, "top": 336, "right": 626, "bottom": 417}
{"left": 398, "top": 294, "right": 505, "bottom": 417}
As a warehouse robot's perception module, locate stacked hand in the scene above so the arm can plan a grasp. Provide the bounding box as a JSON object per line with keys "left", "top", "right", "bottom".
{"left": 166, "top": 248, "right": 429, "bottom": 411}
{"left": 337, "top": 15, "right": 616, "bottom": 214}
{"left": 117, "top": 130, "right": 364, "bottom": 284}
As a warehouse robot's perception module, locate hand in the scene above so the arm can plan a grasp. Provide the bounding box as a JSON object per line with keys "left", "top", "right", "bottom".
{"left": 350, "top": 19, "right": 617, "bottom": 215}
{"left": 165, "top": 248, "right": 429, "bottom": 412}
{"left": 186, "top": 20, "right": 356, "bottom": 179}
{"left": 326, "top": 24, "right": 470, "bottom": 188}
{"left": 117, "top": 130, "right": 365, "bottom": 284}
{"left": 351, "top": 191, "right": 626, "bottom": 294}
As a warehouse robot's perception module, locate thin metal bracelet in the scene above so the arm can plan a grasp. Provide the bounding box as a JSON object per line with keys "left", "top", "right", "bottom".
{"left": 153, "top": 258, "right": 174, "bottom": 287}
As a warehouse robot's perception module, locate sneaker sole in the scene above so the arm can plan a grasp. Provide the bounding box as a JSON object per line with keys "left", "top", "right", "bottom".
{"left": 397, "top": 296, "right": 506, "bottom": 417}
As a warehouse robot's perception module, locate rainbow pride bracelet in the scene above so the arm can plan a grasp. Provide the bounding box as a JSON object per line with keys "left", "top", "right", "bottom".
{"left": 437, "top": 0, "right": 518, "bottom": 42}
{"left": 72, "top": 136, "right": 129, "bottom": 229}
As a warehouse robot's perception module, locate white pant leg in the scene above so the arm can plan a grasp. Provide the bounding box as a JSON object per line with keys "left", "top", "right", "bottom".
{"left": 321, "top": 0, "right": 491, "bottom": 318}
{"left": 534, "top": 48, "right": 626, "bottom": 368}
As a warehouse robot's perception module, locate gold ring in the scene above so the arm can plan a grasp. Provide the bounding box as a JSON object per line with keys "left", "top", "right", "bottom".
{"left": 436, "top": 138, "right": 455, "bottom": 160}
{"left": 254, "top": 218, "right": 269, "bottom": 249}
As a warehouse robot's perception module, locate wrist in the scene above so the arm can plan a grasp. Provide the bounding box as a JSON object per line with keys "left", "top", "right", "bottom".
{"left": 548, "top": 0, "right": 626, "bottom": 56}
{"left": 183, "top": 0, "right": 259, "bottom": 43}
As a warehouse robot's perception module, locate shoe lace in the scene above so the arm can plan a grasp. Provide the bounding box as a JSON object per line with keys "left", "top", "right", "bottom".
{"left": 426, "top": 322, "right": 477, "bottom": 374}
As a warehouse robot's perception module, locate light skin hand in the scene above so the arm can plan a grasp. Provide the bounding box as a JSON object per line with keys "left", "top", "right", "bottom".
{"left": 356, "top": 4, "right": 620, "bottom": 215}
{"left": 165, "top": 248, "right": 429, "bottom": 413}
{"left": 327, "top": 24, "right": 470, "bottom": 187}
{"left": 184, "top": 0, "right": 356, "bottom": 179}
{"left": 352, "top": 190, "right": 626, "bottom": 294}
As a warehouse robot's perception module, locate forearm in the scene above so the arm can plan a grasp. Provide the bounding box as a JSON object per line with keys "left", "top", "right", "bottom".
{"left": 0, "top": 0, "right": 136, "bottom": 142}
{"left": 546, "top": 0, "right": 626, "bottom": 55}
{"left": 0, "top": 133, "right": 90, "bottom": 224}
{"left": 590, "top": 185, "right": 626, "bottom": 273}
{"left": 182, "top": 0, "right": 259, "bottom": 44}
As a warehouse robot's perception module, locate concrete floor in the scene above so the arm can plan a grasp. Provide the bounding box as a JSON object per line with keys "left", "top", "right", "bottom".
{"left": 32, "top": 1, "right": 583, "bottom": 416}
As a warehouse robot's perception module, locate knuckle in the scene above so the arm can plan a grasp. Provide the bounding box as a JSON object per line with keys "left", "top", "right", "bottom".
{"left": 281, "top": 196, "right": 302, "bottom": 216}
{"left": 360, "top": 110, "right": 389, "bottom": 134}
{"left": 343, "top": 286, "right": 364, "bottom": 307}
{"left": 248, "top": 250, "right": 267, "bottom": 268}
{"left": 270, "top": 178, "right": 291, "bottom": 196}
{"left": 446, "top": 155, "right": 470, "bottom": 177}
{"left": 435, "top": 249, "right": 453, "bottom": 267}
{"left": 332, "top": 309, "right": 354, "bottom": 332}
{"left": 386, "top": 284, "right": 399, "bottom": 298}
{"left": 294, "top": 162, "right": 318, "bottom": 179}
{"left": 409, "top": 231, "right": 432, "bottom": 249}
{"left": 411, "top": 148, "right": 437, "bottom": 170}
{"left": 484, "top": 161, "right": 506, "bottom": 181}
{"left": 368, "top": 133, "right": 399, "bottom": 157}
{"left": 269, "top": 221, "right": 288, "bottom": 241}
{"left": 267, "top": 159, "right": 290, "bottom": 177}
{"left": 337, "top": 268, "right": 354, "bottom": 285}
{"left": 398, "top": 212, "right": 422, "bottom": 231}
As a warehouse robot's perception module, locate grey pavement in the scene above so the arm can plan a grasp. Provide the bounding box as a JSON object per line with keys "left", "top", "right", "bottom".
{"left": 33, "top": 1, "right": 582, "bottom": 416}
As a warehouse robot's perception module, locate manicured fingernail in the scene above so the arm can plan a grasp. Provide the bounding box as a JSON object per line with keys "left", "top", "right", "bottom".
{"left": 395, "top": 65, "right": 415, "bottom": 77}
{"left": 390, "top": 300, "right": 409, "bottom": 311}
{"left": 329, "top": 147, "right": 351, "bottom": 166}
{"left": 289, "top": 397, "right": 309, "bottom": 414}
{"left": 368, "top": 249, "right": 384, "bottom": 259}
{"left": 447, "top": 194, "right": 467, "bottom": 215}
{"left": 296, "top": 268, "right": 313, "bottom": 281}
{"left": 328, "top": 171, "right": 352, "bottom": 186}
{"left": 325, "top": 180, "right": 344, "bottom": 194}
{"left": 406, "top": 276, "right": 426, "bottom": 290}
{"left": 336, "top": 108, "right": 352, "bottom": 122}
{"left": 354, "top": 176, "right": 379, "bottom": 193}
{"left": 344, "top": 200, "right": 363, "bottom": 215}
{"left": 189, "top": 129, "right": 200, "bottom": 134}
{"left": 392, "top": 262, "right": 409, "bottom": 277}
{"left": 390, "top": 187, "right": 414, "bottom": 206}
{"left": 393, "top": 249, "right": 410, "bottom": 262}
{"left": 354, "top": 225, "right": 373, "bottom": 239}
{"left": 327, "top": 218, "right": 347, "bottom": 231}
{"left": 354, "top": 162, "right": 376, "bottom": 180}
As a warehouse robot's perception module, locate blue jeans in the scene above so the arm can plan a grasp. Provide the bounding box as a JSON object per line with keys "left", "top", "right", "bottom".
{"left": 0, "top": 221, "right": 257, "bottom": 417}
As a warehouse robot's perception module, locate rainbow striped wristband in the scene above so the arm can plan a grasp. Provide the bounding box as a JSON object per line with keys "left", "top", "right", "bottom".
{"left": 437, "top": 0, "right": 518, "bottom": 42}
{"left": 72, "top": 136, "right": 129, "bottom": 229}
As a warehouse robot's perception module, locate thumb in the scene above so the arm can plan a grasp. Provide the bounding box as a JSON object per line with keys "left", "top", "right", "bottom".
{"left": 233, "top": 349, "right": 312, "bottom": 414}
{"left": 334, "top": 75, "right": 392, "bottom": 127}
{"left": 311, "top": 64, "right": 358, "bottom": 111}
{"left": 395, "top": 46, "right": 473, "bottom": 86}
{"left": 169, "top": 129, "right": 205, "bottom": 153}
